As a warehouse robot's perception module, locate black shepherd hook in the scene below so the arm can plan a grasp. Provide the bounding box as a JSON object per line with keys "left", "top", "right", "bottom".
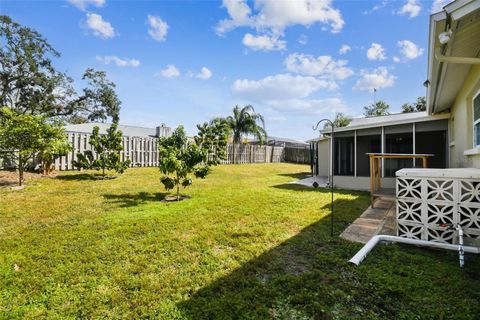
{"left": 313, "top": 119, "right": 335, "bottom": 237}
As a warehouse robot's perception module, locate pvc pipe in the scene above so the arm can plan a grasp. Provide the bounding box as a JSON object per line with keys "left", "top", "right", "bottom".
{"left": 349, "top": 235, "right": 480, "bottom": 266}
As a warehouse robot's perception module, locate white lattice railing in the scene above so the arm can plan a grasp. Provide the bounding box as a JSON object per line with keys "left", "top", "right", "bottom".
{"left": 396, "top": 168, "right": 480, "bottom": 244}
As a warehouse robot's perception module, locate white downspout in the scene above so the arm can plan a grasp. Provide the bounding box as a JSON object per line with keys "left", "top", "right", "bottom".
{"left": 349, "top": 234, "right": 480, "bottom": 266}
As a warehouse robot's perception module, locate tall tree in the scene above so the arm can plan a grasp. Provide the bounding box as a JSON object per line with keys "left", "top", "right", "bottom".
{"left": 0, "top": 107, "right": 69, "bottom": 186}
{"left": 363, "top": 100, "right": 390, "bottom": 117}
{"left": 324, "top": 112, "right": 352, "bottom": 129}
{"left": 73, "top": 124, "right": 130, "bottom": 178}
{"left": 0, "top": 15, "right": 120, "bottom": 122}
{"left": 226, "top": 105, "right": 266, "bottom": 163}
{"left": 401, "top": 96, "right": 427, "bottom": 113}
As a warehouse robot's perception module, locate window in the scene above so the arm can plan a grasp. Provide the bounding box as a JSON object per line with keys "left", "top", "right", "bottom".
{"left": 474, "top": 91, "right": 480, "bottom": 146}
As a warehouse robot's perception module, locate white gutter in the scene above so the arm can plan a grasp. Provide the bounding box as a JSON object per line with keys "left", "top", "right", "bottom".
{"left": 349, "top": 234, "right": 480, "bottom": 266}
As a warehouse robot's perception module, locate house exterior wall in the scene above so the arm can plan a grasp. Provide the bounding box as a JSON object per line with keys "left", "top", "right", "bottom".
{"left": 449, "top": 65, "right": 480, "bottom": 168}
{"left": 317, "top": 139, "right": 330, "bottom": 177}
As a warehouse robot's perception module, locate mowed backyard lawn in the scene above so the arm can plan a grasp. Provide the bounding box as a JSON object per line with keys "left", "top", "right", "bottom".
{"left": 1, "top": 163, "right": 479, "bottom": 319}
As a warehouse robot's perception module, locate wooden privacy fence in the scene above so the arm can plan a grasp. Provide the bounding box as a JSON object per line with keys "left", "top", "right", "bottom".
{"left": 54, "top": 132, "right": 159, "bottom": 171}
{"left": 52, "top": 133, "right": 310, "bottom": 171}
{"left": 219, "top": 144, "right": 284, "bottom": 164}
{"left": 283, "top": 146, "right": 311, "bottom": 164}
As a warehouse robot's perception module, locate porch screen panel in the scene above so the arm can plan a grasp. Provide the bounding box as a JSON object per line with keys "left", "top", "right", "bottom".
{"left": 416, "top": 120, "right": 448, "bottom": 168}
{"left": 356, "top": 128, "right": 381, "bottom": 177}
{"left": 333, "top": 137, "right": 354, "bottom": 176}
{"left": 382, "top": 124, "right": 414, "bottom": 177}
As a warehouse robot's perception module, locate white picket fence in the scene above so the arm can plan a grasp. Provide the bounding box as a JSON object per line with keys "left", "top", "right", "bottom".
{"left": 54, "top": 132, "right": 159, "bottom": 170}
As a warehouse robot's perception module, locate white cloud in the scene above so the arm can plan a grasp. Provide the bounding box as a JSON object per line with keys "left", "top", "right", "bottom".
{"left": 298, "top": 34, "right": 308, "bottom": 45}
{"left": 147, "top": 15, "right": 168, "bottom": 42}
{"left": 339, "top": 44, "right": 351, "bottom": 55}
{"left": 397, "top": 40, "right": 424, "bottom": 59}
{"left": 431, "top": 0, "right": 452, "bottom": 13}
{"left": 242, "top": 33, "right": 286, "bottom": 51}
{"left": 85, "top": 13, "right": 115, "bottom": 39}
{"left": 216, "top": 0, "right": 344, "bottom": 35}
{"left": 353, "top": 67, "right": 396, "bottom": 91}
{"left": 233, "top": 74, "right": 336, "bottom": 101}
{"left": 367, "top": 43, "right": 387, "bottom": 61}
{"left": 398, "top": 0, "right": 421, "bottom": 18}
{"left": 284, "top": 53, "right": 353, "bottom": 81}
{"left": 68, "top": 0, "right": 105, "bottom": 10}
{"left": 196, "top": 67, "right": 212, "bottom": 80}
{"left": 393, "top": 56, "right": 401, "bottom": 63}
{"left": 362, "top": 0, "right": 387, "bottom": 15}
{"left": 96, "top": 55, "right": 140, "bottom": 67}
{"left": 158, "top": 64, "right": 180, "bottom": 78}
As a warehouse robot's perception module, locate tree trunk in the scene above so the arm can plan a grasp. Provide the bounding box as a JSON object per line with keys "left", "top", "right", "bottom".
{"left": 176, "top": 173, "right": 180, "bottom": 201}
{"left": 18, "top": 159, "right": 24, "bottom": 186}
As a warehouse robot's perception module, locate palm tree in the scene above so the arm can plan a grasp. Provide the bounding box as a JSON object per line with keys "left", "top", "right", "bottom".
{"left": 226, "top": 105, "right": 267, "bottom": 163}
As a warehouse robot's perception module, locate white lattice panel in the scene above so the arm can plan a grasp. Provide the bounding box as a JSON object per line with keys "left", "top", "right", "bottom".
{"left": 396, "top": 172, "right": 480, "bottom": 244}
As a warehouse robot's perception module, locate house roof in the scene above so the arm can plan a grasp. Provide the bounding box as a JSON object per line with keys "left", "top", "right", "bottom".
{"left": 308, "top": 111, "right": 450, "bottom": 142}
{"left": 427, "top": 0, "right": 480, "bottom": 114}
{"left": 325, "top": 111, "right": 448, "bottom": 133}
{"left": 64, "top": 122, "right": 163, "bottom": 138}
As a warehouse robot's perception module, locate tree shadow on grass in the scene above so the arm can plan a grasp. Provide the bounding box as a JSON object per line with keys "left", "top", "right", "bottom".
{"left": 176, "top": 197, "right": 377, "bottom": 319}
{"left": 55, "top": 173, "right": 101, "bottom": 181}
{"left": 103, "top": 191, "right": 168, "bottom": 208}
{"left": 276, "top": 172, "right": 312, "bottom": 180}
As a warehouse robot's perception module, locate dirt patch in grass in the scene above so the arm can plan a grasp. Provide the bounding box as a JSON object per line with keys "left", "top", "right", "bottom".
{"left": 0, "top": 170, "right": 55, "bottom": 188}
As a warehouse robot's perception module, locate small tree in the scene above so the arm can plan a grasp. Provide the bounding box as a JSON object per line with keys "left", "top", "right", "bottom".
{"left": 195, "top": 117, "right": 230, "bottom": 165}
{"left": 38, "top": 120, "right": 72, "bottom": 175}
{"left": 324, "top": 112, "right": 352, "bottom": 129}
{"left": 73, "top": 123, "right": 130, "bottom": 178}
{"left": 401, "top": 96, "right": 426, "bottom": 113}
{"left": 363, "top": 100, "right": 390, "bottom": 117}
{"left": 158, "top": 126, "right": 215, "bottom": 201}
{"left": 0, "top": 107, "right": 69, "bottom": 185}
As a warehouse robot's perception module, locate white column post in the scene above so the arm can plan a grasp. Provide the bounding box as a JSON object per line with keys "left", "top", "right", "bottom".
{"left": 381, "top": 126, "right": 385, "bottom": 178}
{"left": 354, "top": 130, "right": 357, "bottom": 177}
{"left": 413, "top": 123, "right": 416, "bottom": 167}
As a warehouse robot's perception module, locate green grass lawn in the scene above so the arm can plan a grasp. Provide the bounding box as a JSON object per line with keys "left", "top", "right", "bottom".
{"left": 1, "top": 163, "right": 479, "bottom": 319}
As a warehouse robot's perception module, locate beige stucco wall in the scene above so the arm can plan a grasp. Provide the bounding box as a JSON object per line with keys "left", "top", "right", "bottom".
{"left": 317, "top": 139, "right": 330, "bottom": 176}
{"left": 449, "top": 65, "right": 480, "bottom": 168}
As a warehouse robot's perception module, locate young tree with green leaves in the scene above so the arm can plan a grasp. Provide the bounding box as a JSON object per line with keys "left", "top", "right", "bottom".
{"left": 73, "top": 124, "right": 130, "bottom": 178}
{"left": 0, "top": 107, "right": 69, "bottom": 185}
{"left": 0, "top": 15, "right": 120, "bottom": 123}
{"left": 363, "top": 100, "right": 390, "bottom": 117}
{"left": 195, "top": 117, "right": 230, "bottom": 165}
{"left": 158, "top": 126, "right": 211, "bottom": 201}
{"left": 37, "top": 120, "right": 72, "bottom": 175}
{"left": 226, "top": 105, "right": 267, "bottom": 163}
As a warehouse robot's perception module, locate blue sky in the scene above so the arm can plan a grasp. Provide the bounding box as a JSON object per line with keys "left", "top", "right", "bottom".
{"left": 1, "top": 0, "right": 450, "bottom": 140}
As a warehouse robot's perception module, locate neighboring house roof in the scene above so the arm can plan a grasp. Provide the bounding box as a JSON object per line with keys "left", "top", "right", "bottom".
{"left": 427, "top": 0, "right": 480, "bottom": 114}
{"left": 64, "top": 122, "right": 170, "bottom": 138}
{"left": 249, "top": 135, "right": 308, "bottom": 146}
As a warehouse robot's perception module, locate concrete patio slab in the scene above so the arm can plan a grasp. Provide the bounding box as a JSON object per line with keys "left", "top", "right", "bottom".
{"left": 292, "top": 176, "right": 328, "bottom": 188}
